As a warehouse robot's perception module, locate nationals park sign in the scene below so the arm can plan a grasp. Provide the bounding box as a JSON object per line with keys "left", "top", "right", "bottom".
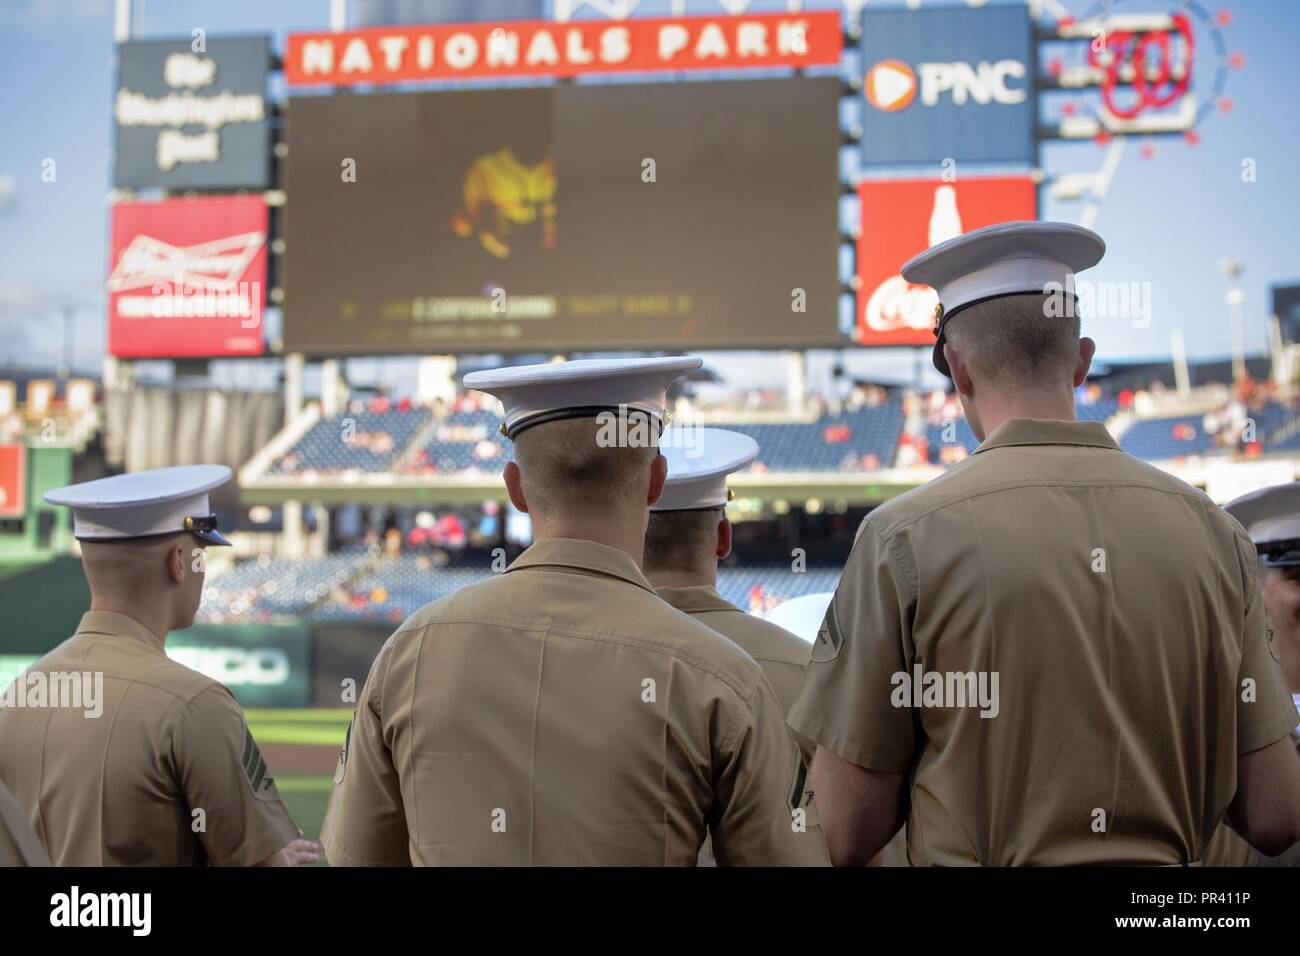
{"left": 284, "top": 11, "right": 842, "bottom": 86}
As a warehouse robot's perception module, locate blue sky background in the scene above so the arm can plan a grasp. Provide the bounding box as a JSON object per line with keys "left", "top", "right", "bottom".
{"left": 0, "top": 0, "right": 1296, "bottom": 394}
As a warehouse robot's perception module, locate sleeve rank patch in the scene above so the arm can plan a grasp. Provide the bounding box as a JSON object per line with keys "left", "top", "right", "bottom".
{"left": 240, "top": 726, "right": 276, "bottom": 798}
{"left": 811, "top": 599, "right": 845, "bottom": 663}
{"left": 334, "top": 716, "right": 354, "bottom": 784}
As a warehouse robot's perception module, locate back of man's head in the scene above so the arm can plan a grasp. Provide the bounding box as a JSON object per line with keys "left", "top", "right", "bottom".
{"left": 81, "top": 532, "right": 205, "bottom": 633}
{"left": 944, "top": 292, "right": 1082, "bottom": 394}
{"left": 512, "top": 416, "right": 659, "bottom": 524}
{"left": 643, "top": 508, "right": 724, "bottom": 581}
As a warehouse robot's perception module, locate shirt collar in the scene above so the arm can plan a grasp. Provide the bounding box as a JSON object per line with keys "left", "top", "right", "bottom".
{"left": 973, "top": 417, "right": 1119, "bottom": 455}
{"left": 74, "top": 610, "right": 167, "bottom": 653}
{"left": 505, "top": 537, "right": 658, "bottom": 595}
{"left": 655, "top": 584, "right": 737, "bottom": 615}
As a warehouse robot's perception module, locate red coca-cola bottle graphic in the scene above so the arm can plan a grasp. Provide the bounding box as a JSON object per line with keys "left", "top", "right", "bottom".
{"left": 865, "top": 185, "right": 963, "bottom": 334}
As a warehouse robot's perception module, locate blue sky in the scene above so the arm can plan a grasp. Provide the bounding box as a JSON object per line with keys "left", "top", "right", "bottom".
{"left": 0, "top": 0, "right": 1297, "bottom": 394}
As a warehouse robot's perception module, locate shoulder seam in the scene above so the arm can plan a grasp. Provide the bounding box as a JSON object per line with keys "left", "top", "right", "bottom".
{"left": 873, "top": 477, "right": 1211, "bottom": 541}
{"left": 399, "top": 614, "right": 762, "bottom": 699}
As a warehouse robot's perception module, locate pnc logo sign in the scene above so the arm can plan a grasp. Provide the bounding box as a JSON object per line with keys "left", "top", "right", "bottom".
{"left": 865, "top": 58, "right": 1027, "bottom": 111}
{"left": 864, "top": 59, "right": 916, "bottom": 112}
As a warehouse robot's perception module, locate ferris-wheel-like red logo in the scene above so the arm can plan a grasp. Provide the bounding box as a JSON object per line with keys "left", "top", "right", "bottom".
{"left": 1089, "top": 12, "right": 1194, "bottom": 120}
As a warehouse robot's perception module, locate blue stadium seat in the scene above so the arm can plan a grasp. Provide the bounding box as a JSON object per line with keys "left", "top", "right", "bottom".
{"left": 270, "top": 407, "right": 431, "bottom": 476}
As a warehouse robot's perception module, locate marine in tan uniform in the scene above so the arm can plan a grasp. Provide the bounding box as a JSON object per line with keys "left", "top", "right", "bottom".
{"left": 642, "top": 428, "right": 813, "bottom": 748}
{"left": 1203, "top": 481, "right": 1300, "bottom": 866}
{"left": 0, "top": 466, "right": 315, "bottom": 866}
{"left": 320, "top": 359, "right": 827, "bottom": 866}
{"left": 641, "top": 428, "right": 822, "bottom": 867}
{"left": 789, "top": 222, "right": 1300, "bottom": 865}
{"left": 0, "top": 778, "right": 48, "bottom": 866}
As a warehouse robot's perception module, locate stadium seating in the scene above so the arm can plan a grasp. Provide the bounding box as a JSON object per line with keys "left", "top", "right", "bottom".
{"left": 269, "top": 406, "right": 431, "bottom": 476}
{"left": 924, "top": 418, "right": 980, "bottom": 463}
{"left": 1120, "top": 414, "right": 1229, "bottom": 460}
{"left": 716, "top": 566, "right": 842, "bottom": 613}
{"left": 257, "top": 391, "right": 1299, "bottom": 478}
{"left": 715, "top": 403, "right": 905, "bottom": 472}
{"left": 313, "top": 557, "right": 492, "bottom": 623}
{"left": 1075, "top": 398, "right": 1119, "bottom": 423}
{"left": 409, "top": 409, "right": 511, "bottom": 475}
{"left": 197, "top": 552, "right": 843, "bottom": 624}
{"left": 198, "top": 551, "right": 371, "bottom": 622}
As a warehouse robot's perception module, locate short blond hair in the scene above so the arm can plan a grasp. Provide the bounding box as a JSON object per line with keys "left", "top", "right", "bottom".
{"left": 643, "top": 508, "right": 723, "bottom": 575}
{"left": 513, "top": 416, "right": 658, "bottom": 519}
{"left": 944, "top": 292, "right": 1080, "bottom": 389}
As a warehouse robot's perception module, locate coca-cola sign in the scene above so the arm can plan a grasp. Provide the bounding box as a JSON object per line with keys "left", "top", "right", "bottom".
{"left": 108, "top": 196, "right": 268, "bottom": 358}
{"left": 856, "top": 176, "right": 1037, "bottom": 347}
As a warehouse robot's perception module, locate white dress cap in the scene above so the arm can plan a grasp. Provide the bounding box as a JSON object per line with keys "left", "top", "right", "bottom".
{"left": 1223, "top": 481, "right": 1300, "bottom": 566}
{"left": 901, "top": 220, "right": 1106, "bottom": 377}
{"left": 651, "top": 427, "right": 759, "bottom": 512}
{"left": 43, "top": 464, "right": 233, "bottom": 545}
{"left": 463, "top": 356, "right": 702, "bottom": 440}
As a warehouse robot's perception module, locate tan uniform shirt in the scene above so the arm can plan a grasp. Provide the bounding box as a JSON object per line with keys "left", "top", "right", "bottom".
{"left": 655, "top": 584, "right": 823, "bottom": 868}
{"left": 789, "top": 418, "right": 1299, "bottom": 866}
{"left": 321, "top": 538, "right": 827, "bottom": 866}
{"left": 0, "top": 610, "right": 301, "bottom": 866}
{"left": 654, "top": 585, "right": 811, "bottom": 723}
{"left": 0, "top": 778, "right": 48, "bottom": 866}
{"left": 1202, "top": 728, "right": 1300, "bottom": 866}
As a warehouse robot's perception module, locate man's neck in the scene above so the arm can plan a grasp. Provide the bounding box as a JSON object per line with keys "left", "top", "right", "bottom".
{"left": 972, "top": 387, "right": 1079, "bottom": 439}
{"left": 88, "top": 597, "right": 171, "bottom": 644}
{"left": 644, "top": 566, "right": 715, "bottom": 590}
{"left": 530, "top": 514, "right": 648, "bottom": 566}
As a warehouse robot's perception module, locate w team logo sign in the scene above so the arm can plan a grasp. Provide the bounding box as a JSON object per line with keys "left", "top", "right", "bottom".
{"left": 864, "top": 60, "right": 917, "bottom": 112}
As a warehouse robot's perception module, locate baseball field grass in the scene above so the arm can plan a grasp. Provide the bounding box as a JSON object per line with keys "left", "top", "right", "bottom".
{"left": 246, "top": 708, "right": 350, "bottom": 858}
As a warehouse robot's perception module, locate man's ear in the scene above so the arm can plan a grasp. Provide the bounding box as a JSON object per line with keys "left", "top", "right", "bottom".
{"left": 503, "top": 461, "right": 529, "bottom": 513}
{"left": 946, "top": 342, "right": 975, "bottom": 398}
{"left": 1074, "top": 337, "right": 1097, "bottom": 388}
{"left": 715, "top": 517, "right": 732, "bottom": 561}
{"left": 647, "top": 453, "right": 668, "bottom": 507}
{"left": 166, "top": 542, "right": 186, "bottom": 586}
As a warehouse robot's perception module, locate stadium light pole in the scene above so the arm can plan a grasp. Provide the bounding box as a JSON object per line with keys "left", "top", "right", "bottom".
{"left": 1220, "top": 258, "right": 1247, "bottom": 384}
{"left": 59, "top": 306, "right": 74, "bottom": 382}
{"left": 114, "top": 0, "right": 131, "bottom": 42}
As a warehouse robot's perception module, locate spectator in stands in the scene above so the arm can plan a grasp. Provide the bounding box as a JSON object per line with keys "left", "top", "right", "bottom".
{"left": 895, "top": 433, "right": 921, "bottom": 469}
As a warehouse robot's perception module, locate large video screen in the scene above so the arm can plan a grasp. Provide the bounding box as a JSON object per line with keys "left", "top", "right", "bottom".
{"left": 282, "top": 78, "right": 842, "bottom": 355}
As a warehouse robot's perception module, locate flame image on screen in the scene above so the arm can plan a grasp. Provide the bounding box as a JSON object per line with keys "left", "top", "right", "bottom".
{"left": 451, "top": 148, "right": 557, "bottom": 259}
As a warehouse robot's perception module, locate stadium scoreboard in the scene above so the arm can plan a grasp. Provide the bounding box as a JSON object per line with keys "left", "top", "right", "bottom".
{"left": 282, "top": 77, "right": 843, "bottom": 356}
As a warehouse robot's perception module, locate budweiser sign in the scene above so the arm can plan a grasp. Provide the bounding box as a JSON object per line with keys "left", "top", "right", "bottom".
{"left": 284, "top": 12, "right": 842, "bottom": 86}
{"left": 107, "top": 231, "right": 265, "bottom": 293}
{"left": 856, "top": 177, "right": 1037, "bottom": 347}
{"left": 108, "top": 196, "right": 268, "bottom": 359}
